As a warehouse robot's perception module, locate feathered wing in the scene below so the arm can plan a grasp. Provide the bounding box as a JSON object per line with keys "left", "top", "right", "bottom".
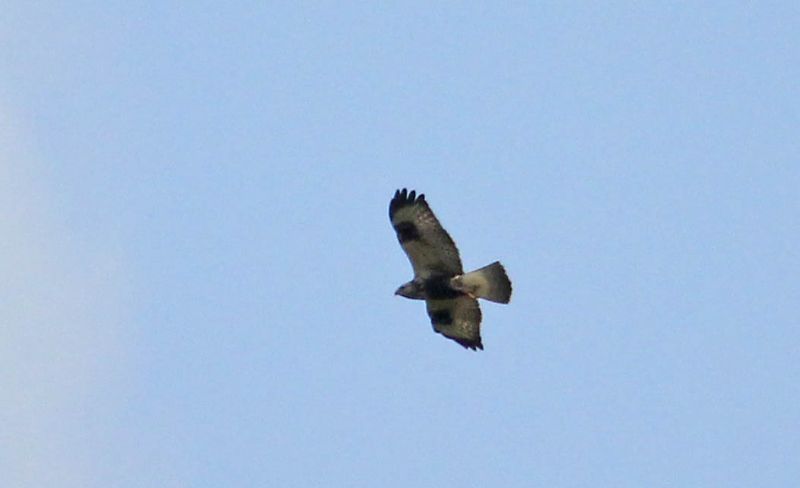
{"left": 426, "top": 296, "right": 483, "bottom": 350}
{"left": 389, "top": 188, "right": 463, "bottom": 278}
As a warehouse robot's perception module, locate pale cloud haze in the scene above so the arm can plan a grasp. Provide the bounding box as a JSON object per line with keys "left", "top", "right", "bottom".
{"left": 1, "top": 111, "right": 135, "bottom": 487}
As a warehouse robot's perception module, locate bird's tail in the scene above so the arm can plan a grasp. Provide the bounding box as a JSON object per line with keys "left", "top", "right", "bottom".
{"left": 451, "top": 261, "right": 512, "bottom": 304}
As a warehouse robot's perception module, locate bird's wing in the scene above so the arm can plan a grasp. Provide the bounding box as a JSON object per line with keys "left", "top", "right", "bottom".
{"left": 389, "top": 188, "right": 463, "bottom": 278}
{"left": 426, "top": 295, "right": 483, "bottom": 350}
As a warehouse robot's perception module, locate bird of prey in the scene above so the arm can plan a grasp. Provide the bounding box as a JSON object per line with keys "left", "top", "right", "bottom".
{"left": 389, "top": 188, "right": 512, "bottom": 350}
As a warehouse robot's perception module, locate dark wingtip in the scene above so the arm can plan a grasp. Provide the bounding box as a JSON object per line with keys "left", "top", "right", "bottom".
{"left": 455, "top": 338, "right": 484, "bottom": 351}
{"left": 389, "top": 188, "right": 425, "bottom": 220}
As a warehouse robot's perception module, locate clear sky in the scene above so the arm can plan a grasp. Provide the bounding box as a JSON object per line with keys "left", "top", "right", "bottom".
{"left": 2, "top": 3, "right": 798, "bottom": 487}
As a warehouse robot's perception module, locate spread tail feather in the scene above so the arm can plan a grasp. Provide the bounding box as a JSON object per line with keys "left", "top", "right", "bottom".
{"left": 451, "top": 261, "right": 512, "bottom": 304}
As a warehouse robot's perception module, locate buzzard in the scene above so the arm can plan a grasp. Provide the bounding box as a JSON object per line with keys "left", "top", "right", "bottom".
{"left": 389, "top": 188, "right": 512, "bottom": 350}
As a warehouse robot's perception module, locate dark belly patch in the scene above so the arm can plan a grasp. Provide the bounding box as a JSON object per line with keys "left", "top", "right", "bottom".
{"left": 424, "top": 277, "right": 463, "bottom": 299}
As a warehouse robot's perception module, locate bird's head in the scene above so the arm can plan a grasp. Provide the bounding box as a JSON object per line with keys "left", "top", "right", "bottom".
{"left": 395, "top": 280, "right": 425, "bottom": 300}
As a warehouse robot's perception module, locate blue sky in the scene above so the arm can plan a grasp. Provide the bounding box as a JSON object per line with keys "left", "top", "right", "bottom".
{"left": 2, "top": 3, "right": 798, "bottom": 487}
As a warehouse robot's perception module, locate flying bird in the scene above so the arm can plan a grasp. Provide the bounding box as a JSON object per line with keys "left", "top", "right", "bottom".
{"left": 389, "top": 188, "right": 512, "bottom": 350}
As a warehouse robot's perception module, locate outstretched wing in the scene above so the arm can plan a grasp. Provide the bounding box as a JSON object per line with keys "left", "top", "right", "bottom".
{"left": 426, "top": 296, "right": 483, "bottom": 350}
{"left": 389, "top": 188, "right": 463, "bottom": 278}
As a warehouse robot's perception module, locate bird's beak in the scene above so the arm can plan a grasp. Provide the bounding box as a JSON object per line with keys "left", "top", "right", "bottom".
{"left": 394, "top": 288, "right": 401, "bottom": 296}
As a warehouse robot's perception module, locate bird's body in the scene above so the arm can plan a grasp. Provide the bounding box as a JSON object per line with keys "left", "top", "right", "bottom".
{"left": 389, "top": 189, "right": 512, "bottom": 350}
